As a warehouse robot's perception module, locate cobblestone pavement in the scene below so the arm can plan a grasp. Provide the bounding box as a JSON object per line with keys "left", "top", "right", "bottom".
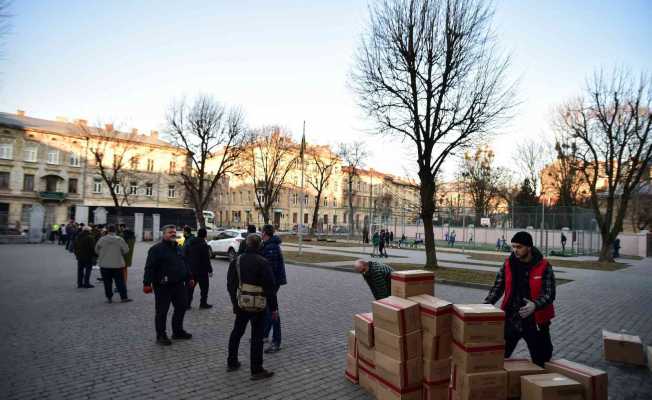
{"left": 0, "top": 243, "right": 650, "bottom": 399}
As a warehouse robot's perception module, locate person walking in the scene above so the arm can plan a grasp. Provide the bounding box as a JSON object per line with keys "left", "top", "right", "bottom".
{"left": 260, "top": 224, "right": 286, "bottom": 354}
{"left": 238, "top": 225, "right": 258, "bottom": 255}
{"left": 371, "top": 231, "right": 380, "bottom": 257}
{"left": 95, "top": 225, "right": 131, "bottom": 303}
{"left": 185, "top": 228, "right": 213, "bottom": 309}
{"left": 227, "top": 234, "right": 278, "bottom": 380}
{"left": 378, "top": 230, "right": 387, "bottom": 258}
{"left": 484, "top": 231, "right": 556, "bottom": 367}
{"left": 119, "top": 224, "right": 136, "bottom": 287}
{"left": 143, "top": 225, "right": 194, "bottom": 345}
{"left": 353, "top": 259, "right": 394, "bottom": 300}
{"left": 450, "top": 231, "right": 456, "bottom": 247}
{"left": 560, "top": 233, "right": 567, "bottom": 254}
{"left": 74, "top": 226, "right": 95, "bottom": 288}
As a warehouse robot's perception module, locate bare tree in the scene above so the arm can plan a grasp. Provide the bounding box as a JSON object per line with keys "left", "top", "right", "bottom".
{"left": 512, "top": 139, "right": 548, "bottom": 194}
{"left": 556, "top": 69, "right": 652, "bottom": 262}
{"left": 338, "top": 142, "right": 367, "bottom": 237}
{"left": 545, "top": 137, "right": 583, "bottom": 207}
{"left": 305, "top": 145, "right": 339, "bottom": 235}
{"left": 167, "top": 95, "right": 246, "bottom": 228}
{"left": 460, "top": 146, "right": 506, "bottom": 225}
{"left": 351, "top": 0, "right": 514, "bottom": 267}
{"left": 242, "top": 126, "right": 298, "bottom": 225}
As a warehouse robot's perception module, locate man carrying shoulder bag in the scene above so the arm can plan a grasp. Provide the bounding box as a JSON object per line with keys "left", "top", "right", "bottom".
{"left": 226, "top": 234, "right": 278, "bottom": 381}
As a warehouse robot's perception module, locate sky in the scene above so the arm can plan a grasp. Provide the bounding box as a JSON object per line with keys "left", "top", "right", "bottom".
{"left": 1, "top": 0, "right": 650, "bottom": 182}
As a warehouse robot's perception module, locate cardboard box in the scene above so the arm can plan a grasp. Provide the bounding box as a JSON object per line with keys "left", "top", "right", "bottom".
{"left": 521, "top": 373, "right": 583, "bottom": 400}
{"left": 354, "top": 312, "right": 374, "bottom": 347}
{"left": 452, "top": 304, "right": 504, "bottom": 345}
{"left": 423, "top": 333, "right": 452, "bottom": 360}
{"left": 375, "top": 350, "right": 423, "bottom": 389}
{"left": 602, "top": 330, "right": 646, "bottom": 365}
{"left": 423, "top": 379, "right": 449, "bottom": 400}
{"left": 373, "top": 296, "right": 421, "bottom": 336}
{"left": 391, "top": 270, "right": 435, "bottom": 298}
{"left": 358, "top": 341, "right": 375, "bottom": 367}
{"left": 451, "top": 365, "right": 507, "bottom": 400}
{"left": 409, "top": 294, "right": 453, "bottom": 337}
{"left": 375, "top": 326, "right": 422, "bottom": 361}
{"left": 452, "top": 339, "right": 504, "bottom": 373}
{"left": 376, "top": 380, "right": 422, "bottom": 400}
{"left": 359, "top": 361, "right": 378, "bottom": 396}
{"left": 504, "top": 359, "right": 546, "bottom": 398}
{"left": 423, "top": 358, "right": 451, "bottom": 384}
{"left": 345, "top": 353, "right": 358, "bottom": 384}
{"left": 545, "top": 359, "right": 607, "bottom": 400}
{"left": 347, "top": 330, "right": 357, "bottom": 357}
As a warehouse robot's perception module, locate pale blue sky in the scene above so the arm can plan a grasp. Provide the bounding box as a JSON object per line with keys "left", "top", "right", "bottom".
{"left": 1, "top": 0, "right": 650, "bottom": 180}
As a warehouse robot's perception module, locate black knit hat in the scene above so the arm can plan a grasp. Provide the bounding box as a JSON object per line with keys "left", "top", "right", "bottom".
{"left": 511, "top": 231, "right": 533, "bottom": 247}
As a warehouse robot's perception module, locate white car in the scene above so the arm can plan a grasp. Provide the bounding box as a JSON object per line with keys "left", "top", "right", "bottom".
{"left": 207, "top": 229, "right": 247, "bottom": 261}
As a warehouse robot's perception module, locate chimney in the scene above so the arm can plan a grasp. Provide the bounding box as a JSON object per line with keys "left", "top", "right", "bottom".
{"left": 105, "top": 123, "right": 114, "bottom": 132}
{"left": 151, "top": 130, "right": 159, "bottom": 141}
{"left": 75, "top": 119, "right": 87, "bottom": 127}
{"left": 56, "top": 116, "right": 68, "bottom": 123}
{"left": 16, "top": 110, "right": 25, "bottom": 117}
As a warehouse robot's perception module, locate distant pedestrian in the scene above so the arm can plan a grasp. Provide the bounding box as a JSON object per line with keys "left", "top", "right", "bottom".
{"left": 389, "top": 231, "right": 394, "bottom": 244}
{"left": 613, "top": 238, "right": 621, "bottom": 259}
{"left": 119, "top": 224, "right": 136, "bottom": 286}
{"left": 371, "top": 231, "right": 380, "bottom": 257}
{"left": 95, "top": 225, "right": 131, "bottom": 303}
{"left": 450, "top": 231, "right": 456, "bottom": 247}
{"left": 185, "top": 228, "right": 213, "bottom": 309}
{"left": 143, "top": 225, "right": 194, "bottom": 345}
{"left": 238, "top": 225, "right": 258, "bottom": 255}
{"left": 560, "top": 233, "right": 567, "bottom": 254}
{"left": 227, "top": 234, "right": 278, "bottom": 380}
{"left": 496, "top": 237, "right": 502, "bottom": 251}
{"left": 260, "top": 224, "right": 286, "bottom": 354}
{"left": 354, "top": 259, "right": 394, "bottom": 300}
{"left": 74, "top": 226, "right": 96, "bottom": 288}
{"left": 379, "top": 230, "right": 387, "bottom": 257}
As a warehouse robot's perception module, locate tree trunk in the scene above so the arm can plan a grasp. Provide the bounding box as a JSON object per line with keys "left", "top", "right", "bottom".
{"left": 420, "top": 177, "right": 438, "bottom": 269}
{"left": 348, "top": 176, "right": 354, "bottom": 238}
{"left": 598, "top": 241, "right": 614, "bottom": 262}
{"left": 311, "top": 199, "right": 321, "bottom": 236}
{"left": 196, "top": 208, "right": 206, "bottom": 229}
{"left": 261, "top": 207, "right": 270, "bottom": 224}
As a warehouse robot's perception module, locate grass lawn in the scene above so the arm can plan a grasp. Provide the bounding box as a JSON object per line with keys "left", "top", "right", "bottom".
{"left": 387, "top": 262, "right": 573, "bottom": 286}
{"left": 281, "top": 236, "right": 364, "bottom": 248}
{"left": 463, "top": 253, "right": 627, "bottom": 271}
{"left": 283, "top": 250, "right": 358, "bottom": 264}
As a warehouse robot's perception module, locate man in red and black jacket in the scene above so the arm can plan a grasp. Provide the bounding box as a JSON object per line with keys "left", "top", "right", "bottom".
{"left": 484, "top": 231, "right": 556, "bottom": 367}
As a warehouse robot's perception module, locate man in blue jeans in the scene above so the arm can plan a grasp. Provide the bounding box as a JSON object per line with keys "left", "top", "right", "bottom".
{"left": 260, "top": 224, "right": 286, "bottom": 354}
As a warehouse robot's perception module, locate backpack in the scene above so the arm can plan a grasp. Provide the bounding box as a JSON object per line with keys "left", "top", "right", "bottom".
{"left": 236, "top": 256, "right": 267, "bottom": 312}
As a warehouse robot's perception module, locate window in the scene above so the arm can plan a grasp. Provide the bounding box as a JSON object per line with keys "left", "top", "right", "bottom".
{"left": 147, "top": 159, "right": 154, "bottom": 172}
{"left": 24, "top": 146, "right": 37, "bottom": 162}
{"left": 93, "top": 178, "right": 102, "bottom": 194}
{"left": 114, "top": 184, "right": 122, "bottom": 195}
{"left": 129, "top": 182, "right": 138, "bottom": 195}
{"left": 130, "top": 157, "right": 139, "bottom": 170}
{"left": 0, "top": 171, "right": 9, "bottom": 189}
{"left": 45, "top": 176, "right": 58, "bottom": 192}
{"left": 23, "top": 174, "right": 34, "bottom": 191}
{"left": 292, "top": 212, "right": 297, "bottom": 224}
{"left": 168, "top": 185, "right": 176, "bottom": 198}
{"left": 68, "top": 178, "right": 78, "bottom": 194}
{"left": 47, "top": 149, "right": 59, "bottom": 164}
{"left": 333, "top": 215, "right": 338, "bottom": 225}
{"left": 145, "top": 183, "right": 153, "bottom": 197}
{"left": 69, "top": 152, "right": 80, "bottom": 167}
{"left": 323, "top": 197, "right": 328, "bottom": 207}
{"left": 291, "top": 193, "right": 298, "bottom": 205}
{"left": 21, "top": 204, "right": 32, "bottom": 225}
{"left": 169, "top": 160, "right": 176, "bottom": 174}
{"left": 303, "top": 213, "right": 309, "bottom": 224}
{"left": 0, "top": 143, "right": 13, "bottom": 160}
{"left": 303, "top": 195, "right": 309, "bottom": 206}
{"left": 333, "top": 198, "right": 337, "bottom": 208}
{"left": 324, "top": 215, "right": 329, "bottom": 225}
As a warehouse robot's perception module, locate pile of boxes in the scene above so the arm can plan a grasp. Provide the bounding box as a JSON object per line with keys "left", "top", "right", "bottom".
{"left": 345, "top": 269, "right": 612, "bottom": 400}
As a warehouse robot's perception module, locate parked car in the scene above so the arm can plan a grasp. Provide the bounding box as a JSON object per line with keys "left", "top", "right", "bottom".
{"left": 207, "top": 229, "right": 247, "bottom": 261}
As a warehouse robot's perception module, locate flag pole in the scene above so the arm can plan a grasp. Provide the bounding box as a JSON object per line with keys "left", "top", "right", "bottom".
{"left": 298, "top": 121, "right": 306, "bottom": 255}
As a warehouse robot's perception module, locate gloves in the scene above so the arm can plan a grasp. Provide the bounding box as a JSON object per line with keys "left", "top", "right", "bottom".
{"left": 143, "top": 285, "right": 153, "bottom": 294}
{"left": 188, "top": 280, "right": 196, "bottom": 288}
{"left": 519, "top": 299, "right": 536, "bottom": 319}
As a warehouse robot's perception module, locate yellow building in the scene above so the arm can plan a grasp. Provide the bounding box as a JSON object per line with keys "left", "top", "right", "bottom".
{"left": 0, "top": 111, "right": 187, "bottom": 232}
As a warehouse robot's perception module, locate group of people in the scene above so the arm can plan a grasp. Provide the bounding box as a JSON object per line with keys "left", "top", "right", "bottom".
{"left": 355, "top": 230, "right": 557, "bottom": 368}
{"left": 141, "top": 223, "right": 286, "bottom": 381}
{"left": 444, "top": 230, "right": 457, "bottom": 246}
{"left": 371, "top": 229, "right": 393, "bottom": 257}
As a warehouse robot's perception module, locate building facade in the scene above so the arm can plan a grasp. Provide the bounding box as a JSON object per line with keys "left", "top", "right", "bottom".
{"left": 0, "top": 111, "right": 187, "bottom": 232}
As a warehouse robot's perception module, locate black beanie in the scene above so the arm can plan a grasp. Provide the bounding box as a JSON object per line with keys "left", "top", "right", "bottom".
{"left": 511, "top": 231, "right": 533, "bottom": 247}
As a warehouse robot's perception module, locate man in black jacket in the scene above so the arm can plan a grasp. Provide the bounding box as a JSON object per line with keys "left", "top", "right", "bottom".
{"left": 237, "top": 224, "right": 258, "bottom": 255}
{"left": 185, "top": 228, "right": 213, "bottom": 309}
{"left": 227, "top": 234, "right": 278, "bottom": 381}
{"left": 74, "top": 226, "right": 95, "bottom": 288}
{"left": 143, "top": 225, "right": 195, "bottom": 346}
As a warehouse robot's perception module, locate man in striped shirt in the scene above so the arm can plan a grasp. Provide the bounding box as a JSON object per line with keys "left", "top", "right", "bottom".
{"left": 354, "top": 260, "right": 394, "bottom": 300}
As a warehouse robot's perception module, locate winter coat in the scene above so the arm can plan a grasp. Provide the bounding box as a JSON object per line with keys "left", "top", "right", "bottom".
{"left": 184, "top": 237, "right": 213, "bottom": 275}
{"left": 261, "top": 235, "right": 287, "bottom": 287}
{"left": 95, "top": 234, "right": 129, "bottom": 269}
{"left": 74, "top": 231, "right": 96, "bottom": 264}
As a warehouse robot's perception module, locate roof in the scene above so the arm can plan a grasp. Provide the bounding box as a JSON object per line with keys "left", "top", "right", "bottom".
{"left": 0, "top": 112, "right": 176, "bottom": 149}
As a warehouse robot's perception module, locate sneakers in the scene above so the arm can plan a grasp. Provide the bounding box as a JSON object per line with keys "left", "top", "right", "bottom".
{"left": 250, "top": 369, "right": 274, "bottom": 381}
{"left": 199, "top": 303, "right": 213, "bottom": 309}
{"left": 264, "top": 344, "right": 281, "bottom": 354}
{"left": 156, "top": 335, "right": 172, "bottom": 346}
{"left": 172, "top": 331, "right": 192, "bottom": 340}
{"left": 227, "top": 361, "right": 241, "bottom": 372}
